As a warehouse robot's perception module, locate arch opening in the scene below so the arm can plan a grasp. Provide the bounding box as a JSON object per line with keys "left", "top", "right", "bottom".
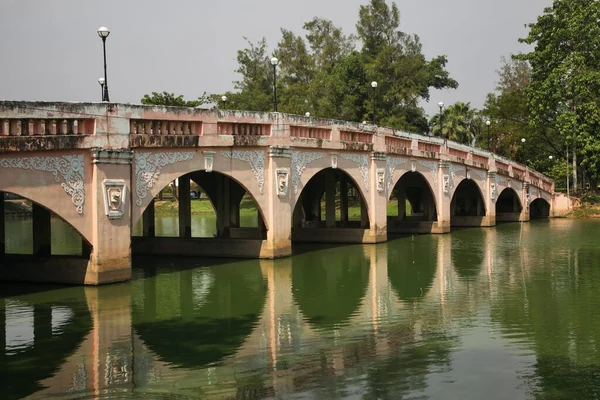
{"left": 530, "top": 198, "right": 550, "bottom": 219}
{"left": 132, "top": 171, "right": 267, "bottom": 259}
{"left": 451, "top": 179, "right": 487, "bottom": 227}
{"left": 387, "top": 171, "right": 438, "bottom": 234}
{"left": 496, "top": 188, "right": 523, "bottom": 223}
{"left": 292, "top": 168, "right": 370, "bottom": 243}
{"left": 1, "top": 191, "right": 91, "bottom": 258}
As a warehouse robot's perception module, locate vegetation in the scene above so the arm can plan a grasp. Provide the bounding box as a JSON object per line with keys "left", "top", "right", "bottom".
{"left": 141, "top": 0, "right": 600, "bottom": 195}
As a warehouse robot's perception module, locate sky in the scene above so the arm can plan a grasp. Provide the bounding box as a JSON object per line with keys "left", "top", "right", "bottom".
{"left": 0, "top": 0, "right": 551, "bottom": 117}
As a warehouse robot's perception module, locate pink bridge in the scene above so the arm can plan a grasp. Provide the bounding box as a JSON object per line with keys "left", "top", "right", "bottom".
{"left": 0, "top": 101, "right": 568, "bottom": 285}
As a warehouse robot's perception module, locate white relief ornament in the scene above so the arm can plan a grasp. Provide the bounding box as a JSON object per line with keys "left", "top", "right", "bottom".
{"left": 449, "top": 163, "right": 464, "bottom": 194}
{"left": 103, "top": 179, "right": 127, "bottom": 219}
{"left": 135, "top": 151, "right": 195, "bottom": 206}
{"left": 221, "top": 150, "right": 265, "bottom": 194}
{"left": 0, "top": 155, "right": 85, "bottom": 214}
{"left": 443, "top": 174, "right": 450, "bottom": 194}
{"left": 376, "top": 168, "right": 385, "bottom": 192}
{"left": 291, "top": 151, "right": 326, "bottom": 194}
{"left": 419, "top": 160, "right": 438, "bottom": 186}
{"left": 276, "top": 168, "right": 289, "bottom": 198}
{"left": 341, "top": 153, "right": 370, "bottom": 192}
{"left": 331, "top": 154, "right": 338, "bottom": 169}
{"left": 203, "top": 151, "right": 215, "bottom": 173}
{"left": 411, "top": 161, "right": 416, "bottom": 172}
{"left": 490, "top": 182, "right": 497, "bottom": 202}
{"left": 385, "top": 156, "right": 408, "bottom": 192}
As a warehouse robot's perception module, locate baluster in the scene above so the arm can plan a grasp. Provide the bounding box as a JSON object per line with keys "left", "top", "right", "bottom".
{"left": 67, "top": 120, "right": 75, "bottom": 134}
{"left": 77, "top": 119, "right": 88, "bottom": 134}
{"left": 9, "top": 120, "right": 21, "bottom": 136}
{"left": 189, "top": 121, "right": 197, "bottom": 135}
{"left": 175, "top": 122, "right": 182, "bottom": 135}
{"left": 32, "top": 120, "right": 42, "bottom": 135}
{"left": 0, "top": 119, "right": 4, "bottom": 136}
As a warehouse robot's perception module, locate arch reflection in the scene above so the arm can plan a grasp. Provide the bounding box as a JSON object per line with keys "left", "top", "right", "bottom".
{"left": 451, "top": 230, "right": 485, "bottom": 279}
{"left": 132, "top": 258, "right": 267, "bottom": 369}
{"left": 0, "top": 285, "right": 92, "bottom": 400}
{"left": 291, "top": 244, "right": 370, "bottom": 330}
{"left": 387, "top": 235, "right": 437, "bottom": 302}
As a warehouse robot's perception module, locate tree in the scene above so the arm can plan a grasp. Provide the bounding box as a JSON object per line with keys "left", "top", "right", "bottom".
{"left": 140, "top": 91, "right": 208, "bottom": 107}
{"left": 515, "top": 0, "right": 600, "bottom": 191}
{"left": 430, "top": 102, "right": 479, "bottom": 145}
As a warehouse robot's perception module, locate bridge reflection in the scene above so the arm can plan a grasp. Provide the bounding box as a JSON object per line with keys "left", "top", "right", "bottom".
{"left": 1, "top": 221, "right": 590, "bottom": 397}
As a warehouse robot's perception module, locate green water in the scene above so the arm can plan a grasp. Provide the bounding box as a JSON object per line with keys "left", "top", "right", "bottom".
{"left": 1, "top": 219, "right": 600, "bottom": 399}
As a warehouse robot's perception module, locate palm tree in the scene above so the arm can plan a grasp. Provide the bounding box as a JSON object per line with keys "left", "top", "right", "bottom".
{"left": 429, "top": 102, "right": 479, "bottom": 145}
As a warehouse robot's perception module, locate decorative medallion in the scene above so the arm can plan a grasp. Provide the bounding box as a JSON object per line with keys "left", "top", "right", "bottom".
{"left": 376, "top": 168, "right": 385, "bottom": 192}
{"left": 331, "top": 154, "right": 338, "bottom": 169}
{"left": 341, "top": 153, "right": 370, "bottom": 192}
{"left": 221, "top": 150, "right": 265, "bottom": 194}
{"left": 203, "top": 151, "right": 215, "bottom": 173}
{"left": 291, "top": 151, "right": 326, "bottom": 194}
{"left": 0, "top": 155, "right": 85, "bottom": 214}
{"left": 134, "top": 151, "right": 195, "bottom": 206}
{"left": 103, "top": 179, "right": 126, "bottom": 219}
{"left": 443, "top": 174, "right": 450, "bottom": 194}
{"left": 385, "top": 156, "right": 408, "bottom": 193}
{"left": 276, "top": 168, "right": 289, "bottom": 198}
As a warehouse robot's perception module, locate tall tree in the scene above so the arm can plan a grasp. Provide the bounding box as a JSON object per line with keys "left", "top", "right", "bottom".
{"left": 515, "top": 0, "right": 600, "bottom": 190}
{"left": 430, "top": 102, "right": 479, "bottom": 145}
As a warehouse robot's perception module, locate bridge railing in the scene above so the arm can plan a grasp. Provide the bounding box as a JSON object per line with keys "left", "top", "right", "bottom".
{"left": 0, "top": 101, "right": 555, "bottom": 192}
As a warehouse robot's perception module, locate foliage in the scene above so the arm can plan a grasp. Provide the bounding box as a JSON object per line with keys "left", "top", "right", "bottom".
{"left": 515, "top": 0, "right": 600, "bottom": 186}
{"left": 140, "top": 91, "right": 209, "bottom": 107}
{"left": 213, "top": 0, "right": 457, "bottom": 134}
{"left": 430, "top": 102, "right": 482, "bottom": 145}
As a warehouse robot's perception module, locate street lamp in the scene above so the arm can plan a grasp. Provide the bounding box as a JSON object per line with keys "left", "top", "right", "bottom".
{"left": 98, "top": 77, "right": 105, "bottom": 101}
{"left": 97, "top": 26, "right": 110, "bottom": 102}
{"left": 305, "top": 112, "right": 310, "bottom": 117}
{"left": 221, "top": 95, "right": 227, "bottom": 102}
{"left": 485, "top": 119, "right": 491, "bottom": 151}
{"left": 437, "top": 102, "right": 444, "bottom": 140}
{"left": 549, "top": 155, "right": 553, "bottom": 160}
{"left": 271, "top": 57, "right": 279, "bottom": 112}
{"left": 371, "top": 81, "right": 378, "bottom": 125}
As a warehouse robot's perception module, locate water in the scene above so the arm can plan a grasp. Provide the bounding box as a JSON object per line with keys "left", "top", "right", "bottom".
{"left": 1, "top": 219, "right": 600, "bottom": 399}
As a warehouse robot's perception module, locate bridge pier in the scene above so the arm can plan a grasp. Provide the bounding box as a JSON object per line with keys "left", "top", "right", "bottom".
{"left": 142, "top": 199, "right": 155, "bottom": 237}
{"left": 32, "top": 204, "right": 51, "bottom": 257}
{"left": 0, "top": 195, "right": 4, "bottom": 256}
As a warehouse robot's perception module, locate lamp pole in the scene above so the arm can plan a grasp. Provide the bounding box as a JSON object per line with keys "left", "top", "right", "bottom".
{"left": 98, "top": 78, "right": 105, "bottom": 102}
{"left": 486, "top": 119, "right": 491, "bottom": 151}
{"left": 97, "top": 27, "right": 110, "bottom": 102}
{"left": 437, "top": 102, "right": 444, "bottom": 141}
{"left": 371, "top": 81, "right": 378, "bottom": 124}
{"left": 270, "top": 57, "right": 279, "bottom": 112}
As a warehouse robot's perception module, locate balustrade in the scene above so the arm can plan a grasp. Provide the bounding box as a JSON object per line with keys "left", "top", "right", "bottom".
{"left": 0, "top": 118, "right": 93, "bottom": 136}
{"left": 290, "top": 126, "right": 331, "bottom": 140}
{"left": 130, "top": 119, "right": 201, "bottom": 135}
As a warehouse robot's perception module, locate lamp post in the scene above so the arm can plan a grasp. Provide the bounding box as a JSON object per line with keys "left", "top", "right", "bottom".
{"left": 485, "top": 119, "right": 491, "bottom": 151}
{"left": 97, "top": 27, "right": 110, "bottom": 102}
{"left": 437, "top": 102, "right": 444, "bottom": 140}
{"left": 98, "top": 77, "right": 105, "bottom": 101}
{"left": 271, "top": 57, "right": 279, "bottom": 112}
{"left": 371, "top": 81, "right": 378, "bottom": 124}
{"left": 305, "top": 112, "right": 310, "bottom": 117}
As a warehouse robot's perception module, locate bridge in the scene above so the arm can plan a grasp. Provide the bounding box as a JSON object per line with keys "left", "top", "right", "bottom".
{"left": 0, "top": 101, "right": 569, "bottom": 285}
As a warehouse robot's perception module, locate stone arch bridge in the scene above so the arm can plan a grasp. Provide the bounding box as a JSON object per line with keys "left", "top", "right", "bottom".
{"left": 0, "top": 101, "right": 568, "bottom": 284}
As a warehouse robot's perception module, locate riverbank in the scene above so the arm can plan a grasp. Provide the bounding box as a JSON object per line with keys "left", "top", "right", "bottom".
{"left": 567, "top": 194, "right": 600, "bottom": 219}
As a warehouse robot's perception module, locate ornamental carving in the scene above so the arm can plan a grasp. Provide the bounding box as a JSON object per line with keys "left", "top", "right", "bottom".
{"left": 221, "top": 150, "right": 265, "bottom": 194}
{"left": 385, "top": 156, "right": 408, "bottom": 193}
{"left": 103, "top": 179, "right": 126, "bottom": 219}
{"left": 276, "top": 168, "right": 289, "bottom": 198}
{"left": 291, "top": 151, "right": 325, "bottom": 194}
{"left": 376, "top": 168, "right": 385, "bottom": 192}
{"left": 0, "top": 155, "right": 85, "bottom": 214}
{"left": 471, "top": 169, "right": 487, "bottom": 198}
{"left": 135, "top": 151, "right": 195, "bottom": 206}
{"left": 419, "top": 160, "right": 438, "bottom": 187}
{"left": 341, "top": 153, "right": 370, "bottom": 192}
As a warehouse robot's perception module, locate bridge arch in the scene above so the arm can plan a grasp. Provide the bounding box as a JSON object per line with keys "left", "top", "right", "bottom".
{"left": 387, "top": 171, "right": 438, "bottom": 233}
{"left": 292, "top": 167, "right": 370, "bottom": 231}
{"left": 1, "top": 190, "right": 91, "bottom": 255}
{"left": 134, "top": 169, "right": 268, "bottom": 237}
{"left": 530, "top": 198, "right": 550, "bottom": 219}
{"left": 496, "top": 188, "right": 523, "bottom": 222}
{"left": 450, "top": 179, "right": 487, "bottom": 226}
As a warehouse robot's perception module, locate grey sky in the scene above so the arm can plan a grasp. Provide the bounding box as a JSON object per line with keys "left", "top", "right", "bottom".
{"left": 0, "top": 0, "right": 551, "bottom": 117}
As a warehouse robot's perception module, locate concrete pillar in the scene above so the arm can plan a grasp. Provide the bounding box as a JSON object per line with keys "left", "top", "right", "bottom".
{"left": 216, "top": 174, "right": 231, "bottom": 238}
{"left": 363, "top": 152, "right": 388, "bottom": 243}
{"left": 520, "top": 183, "right": 531, "bottom": 222}
{"left": 32, "top": 203, "right": 51, "bottom": 257}
{"left": 178, "top": 175, "right": 191, "bottom": 238}
{"left": 434, "top": 161, "right": 451, "bottom": 233}
{"left": 340, "top": 176, "right": 348, "bottom": 223}
{"left": 86, "top": 150, "right": 132, "bottom": 285}
{"left": 325, "top": 171, "right": 336, "bottom": 228}
{"left": 483, "top": 172, "right": 497, "bottom": 227}
{"left": 33, "top": 304, "right": 52, "bottom": 345}
{"left": 0, "top": 194, "right": 4, "bottom": 255}
{"left": 142, "top": 198, "right": 155, "bottom": 237}
{"left": 261, "top": 147, "right": 292, "bottom": 258}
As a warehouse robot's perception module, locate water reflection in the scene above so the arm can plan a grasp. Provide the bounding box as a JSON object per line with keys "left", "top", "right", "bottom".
{"left": 2, "top": 220, "right": 600, "bottom": 398}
